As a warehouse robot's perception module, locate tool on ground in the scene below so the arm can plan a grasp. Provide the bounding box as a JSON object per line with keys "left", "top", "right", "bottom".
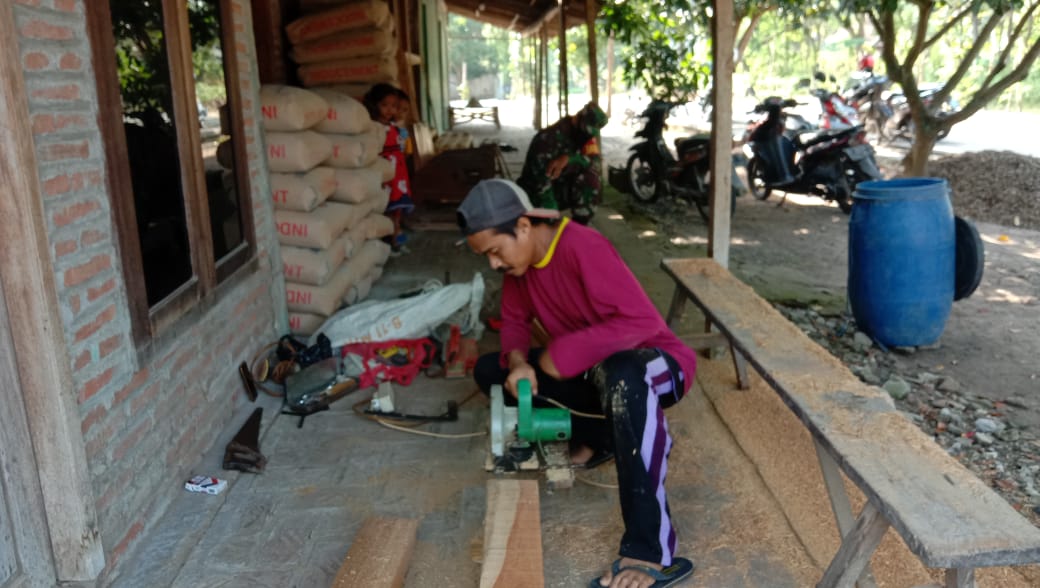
{"left": 283, "top": 357, "right": 358, "bottom": 428}
{"left": 223, "top": 407, "right": 267, "bottom": 474}
{"left": 489, "top": 379, "right": 571, "bottom": 469}
{"left": 364, "top": 381, "right": 459, "bottom": 421}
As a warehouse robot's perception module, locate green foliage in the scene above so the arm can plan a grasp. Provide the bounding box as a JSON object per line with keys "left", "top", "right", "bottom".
{"left": 447, "top": 15, "right": 511, "bottom": 81}
{"left": 600, "top": 0, "right": 711, "bottom": 102}
{"left": 110, "top": 0, "right": 222, "bottom": 123}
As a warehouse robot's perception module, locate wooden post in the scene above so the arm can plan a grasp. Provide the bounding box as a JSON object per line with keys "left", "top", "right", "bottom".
{"left": 0, "top": 1, "right": 105, "bottom": 579}
{"left": 534, "top": 27, "right": 545, "bottom": 129}
{"left": 558, "top": 1, "right": 568, "bottom": 118}
{"left": 585, "top": 0, "right": 598, "bottom": 105}
{"left": 541, "top": 26, "right": 549, "bottom": 127}
{"left": 605, "top": 33, "right": 615, "bottom": 117}
{"left": 708, "top": 0, "right": 734, "bottom": 268}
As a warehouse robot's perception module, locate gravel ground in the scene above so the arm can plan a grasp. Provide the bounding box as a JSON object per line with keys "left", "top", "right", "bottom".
{"left": 775, "top": 304, "right": 1040, "bottom": 527}
{"left": 928, "top": 150, "right": 1040, "bottom": 230}
{"left": 611, "top": 148, "right": 1040, "bottom": 531}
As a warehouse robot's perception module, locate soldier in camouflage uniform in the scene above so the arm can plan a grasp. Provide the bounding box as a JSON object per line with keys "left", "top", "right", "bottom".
{"left": 516, "top": 101, "right": 608, "bottom": 224}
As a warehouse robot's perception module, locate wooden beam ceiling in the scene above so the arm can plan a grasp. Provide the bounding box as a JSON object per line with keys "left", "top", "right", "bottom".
{"left": 446, "top": 0, "right": 593, "bottom": 34}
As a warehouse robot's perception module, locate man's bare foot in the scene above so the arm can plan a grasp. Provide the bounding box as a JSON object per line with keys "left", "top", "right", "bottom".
{"left": 593, "top": 557, "right": 664, "bottom": 588}
{"left": 571, "top": 444, "right": 596, "bottom": 465}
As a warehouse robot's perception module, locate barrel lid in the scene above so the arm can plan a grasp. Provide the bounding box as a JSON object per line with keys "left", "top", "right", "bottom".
{"left": 954, "top": 216, "right": 984, "bottom": 301}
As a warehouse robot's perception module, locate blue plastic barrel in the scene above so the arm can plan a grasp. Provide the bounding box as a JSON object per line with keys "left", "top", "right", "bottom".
{"left": 848, "top": 178, "right": 955, "bottom": 347}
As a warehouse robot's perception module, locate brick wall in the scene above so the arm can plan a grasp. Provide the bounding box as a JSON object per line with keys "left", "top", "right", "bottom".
{"left": 13, "top": 0, "right": 284, "bottom": 575}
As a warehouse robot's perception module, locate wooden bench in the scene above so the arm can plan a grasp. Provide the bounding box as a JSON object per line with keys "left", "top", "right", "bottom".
{"left": 661, "top": 257, "right": 1040, "bottom": 588}
{"left": 449, "top": 106, "right": 501, "bottom": 129}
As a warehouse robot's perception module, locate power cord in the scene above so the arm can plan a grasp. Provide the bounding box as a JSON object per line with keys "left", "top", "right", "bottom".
{"left": 353, "top": 387, "right": 487, "bottom": 439}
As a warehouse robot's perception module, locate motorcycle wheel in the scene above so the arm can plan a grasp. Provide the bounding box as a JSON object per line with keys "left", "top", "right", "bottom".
{"left": 746, "top": 157, "right": 771, "bottom": 200}
{"left": 626, "top": 152, "right": 662, "bottom": 203}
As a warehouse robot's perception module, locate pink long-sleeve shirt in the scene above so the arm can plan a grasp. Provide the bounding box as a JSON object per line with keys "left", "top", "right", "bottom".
{"left": 499, "top": 219, "right": 697, "bottom": 392}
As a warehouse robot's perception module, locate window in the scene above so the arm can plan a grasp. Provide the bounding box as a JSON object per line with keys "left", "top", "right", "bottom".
{"left": 89, "top": 0, "right": 254, "bottom": 341}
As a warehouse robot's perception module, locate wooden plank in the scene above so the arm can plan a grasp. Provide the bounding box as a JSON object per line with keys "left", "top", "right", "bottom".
{"left": 480, "top": 479, "right": 544, "bottom": 588}
{"left": 660, "top": 257, "right": 1040, "bottom": 568}
{"left": 331, "top": 517, "right": 419, "bottom": 588}
{"left": 817, "top": 503, "right": 890, "bottom": 588}
{"left": 0, "top": 1, "right": 105, "bottom": 579}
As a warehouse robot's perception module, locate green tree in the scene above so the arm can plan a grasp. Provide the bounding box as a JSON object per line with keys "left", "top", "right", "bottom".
{"left": 600, "top": 0, "right": 711, "bottom": 102}
{"left": 110, "top": 0, "right": 220, "bottom": 126}
{"left": 849, "top": 0, "right": 1040, "bottom": 174}
{"left": 447, "top": 15, "right": 511, "bottom": 97}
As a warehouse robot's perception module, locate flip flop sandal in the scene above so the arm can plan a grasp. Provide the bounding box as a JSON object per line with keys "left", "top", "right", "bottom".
{"left": 588, "top": 557, "right": 695, "bottom": 588}
{"left": 571, "top": 449, "right": 615, "bottom": 470}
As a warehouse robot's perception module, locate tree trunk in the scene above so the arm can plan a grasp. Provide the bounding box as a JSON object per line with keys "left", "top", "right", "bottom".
{"left": 902, "top": 127, "right": 938, "bottom": 176}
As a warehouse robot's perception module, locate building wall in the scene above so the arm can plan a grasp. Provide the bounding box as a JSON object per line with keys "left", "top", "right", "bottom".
{"left": 12, "top": 0, "right": 284, "bottom": 574}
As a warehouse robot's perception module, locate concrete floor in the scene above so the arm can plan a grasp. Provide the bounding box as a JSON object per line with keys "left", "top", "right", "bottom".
{"left": 105, "top": 109, "right": 823, "bottom": 587}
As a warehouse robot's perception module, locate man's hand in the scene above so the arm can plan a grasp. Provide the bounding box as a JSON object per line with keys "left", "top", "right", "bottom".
{"left": 505, "top": 350, "right": 537, "bottom": 397}
{"left": 546, "top": 154, "right": 569, "bottom": 180}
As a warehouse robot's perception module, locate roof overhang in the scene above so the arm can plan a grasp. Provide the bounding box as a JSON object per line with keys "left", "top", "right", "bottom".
{"left": 445, "top": 0, "right": 597, "bottom": 35}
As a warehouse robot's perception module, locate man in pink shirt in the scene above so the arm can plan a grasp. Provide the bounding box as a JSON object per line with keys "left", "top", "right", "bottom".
{"left": 457, "top": 179, "right": 697, "bottom": 588}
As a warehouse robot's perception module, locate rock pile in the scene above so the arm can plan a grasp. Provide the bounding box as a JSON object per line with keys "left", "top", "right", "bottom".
{"left": 927, "top": 150, "right": 1040, "bottom": 230}
{"left": 775, "top": 303, "right": 1040, "bottom": 526}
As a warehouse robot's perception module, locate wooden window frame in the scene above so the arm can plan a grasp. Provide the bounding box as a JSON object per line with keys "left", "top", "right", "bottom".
{"left": 87, "top": 0, "right": 256, "bottom": 345}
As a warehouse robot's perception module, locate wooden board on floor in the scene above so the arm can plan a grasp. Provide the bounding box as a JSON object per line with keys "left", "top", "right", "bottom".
{"left": 480, "top": 479, "right": 544, "bottom": 588}
{"left": 332, "top": 516, "right": 419, "bottom": 588}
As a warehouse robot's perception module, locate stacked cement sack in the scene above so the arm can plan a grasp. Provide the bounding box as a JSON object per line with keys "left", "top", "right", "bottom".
{"left": 260, "top": 84, "right": 394, "bottom": 337}
{"left": 286, "top": 0, "right": 398, "bottom": 96}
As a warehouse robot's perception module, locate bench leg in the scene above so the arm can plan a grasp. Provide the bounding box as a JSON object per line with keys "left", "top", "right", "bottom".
{"left": 665, "top": 285, "right": 687, "bottom": 328}
{"left": 815, "top": 441, "right": 878, "bottom": 588}
{"left": 816, "top": 502, "right": 889, "bottom": 588}
{"left": 731, "top": 348, "right": 750, "bottom": 390}
{"left": 945, "top": 568, "right": 975, "bottom": 588}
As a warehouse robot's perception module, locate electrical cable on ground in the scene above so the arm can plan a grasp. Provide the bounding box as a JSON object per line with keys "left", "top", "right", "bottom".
{"left": 353, "top": 387, "right": 487, "bottom": 438}
{"left": 576, "top": 474, "right": 618, "bottom": 489}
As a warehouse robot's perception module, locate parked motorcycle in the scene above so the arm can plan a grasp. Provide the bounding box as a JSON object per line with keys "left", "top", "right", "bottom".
{"left": 843, "top": 73, "right": 894, "bottom": 141}
{"left": 624, "top": 100, "right": 742, "bottom": 222}
{"left": 811, "top": 71, "right": 859, "bottom": 130}
{"left": 742, "top": 97, "right": 883, "bottom": 214}
{"left": 885, "top": 83, "right": 959, "bottom": 142}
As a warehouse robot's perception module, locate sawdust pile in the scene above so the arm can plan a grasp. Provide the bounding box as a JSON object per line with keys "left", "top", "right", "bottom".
{"left": 927, "top": 150, "right": 1040, "bottom": 230}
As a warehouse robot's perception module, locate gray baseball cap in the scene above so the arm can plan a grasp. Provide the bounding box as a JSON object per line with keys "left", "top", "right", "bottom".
{"left": 456, "top": 179, "right": 560, "bottom": 235}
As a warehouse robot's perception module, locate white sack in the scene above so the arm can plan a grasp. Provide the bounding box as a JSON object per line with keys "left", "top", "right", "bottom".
{"left": 265, "top": 130, "right": 333, "bottom": 173}
{"left": 281, "top": 233, "right": 349, "bottom": 286}
{"left": 312, "top": 88, "right": 373, "bottom": 134}
{"left": 271, "top": 166, "right": 336, "bottom": 212}
{"left": 275, "top": 201, "right": 366, "bottom": 249}
{"left": 289, "top": 311, "right": 327, "bottom": 337}
{"left": 330, "top": 164, "right": 383, "bottom": 204}
{"left": 312, "top": 272, "right": 486, "bottom": 347}
{"left": 285, "top": 261, "right": 360, "bottom": 316}
{"left": 260, "top": 84, "right": 328, "bottom": 131}
{"left": 322, "top": 124, "right": 387, "bottom": 168}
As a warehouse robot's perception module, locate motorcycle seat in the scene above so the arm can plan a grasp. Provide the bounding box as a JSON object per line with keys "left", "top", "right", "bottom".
{"left": 797, "top": 125, "right": 861, "bottom": 149}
